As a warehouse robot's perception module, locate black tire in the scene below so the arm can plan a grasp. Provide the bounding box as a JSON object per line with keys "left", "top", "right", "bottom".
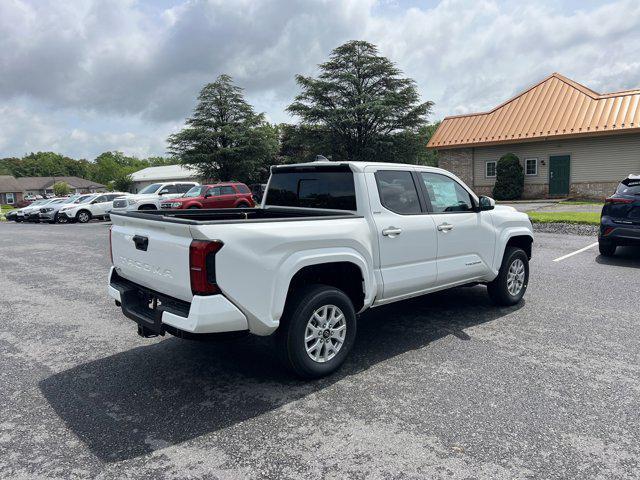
{"left": 76, "top": 210, "right": 91, "bottom": 223}
{"left": 276, "top": 284, "right": 357, "bottom": 379}
{"left": 598, "top": 239, "right": 616, "bottom": 257}
{"left": 57, "top": 214, "right": 68, "bottom": 224}
{"left": 487, "top": 247, "right": 529, "bottom": 306}
{"left": 237, "top": 202, "right": 249, "bottom": 208}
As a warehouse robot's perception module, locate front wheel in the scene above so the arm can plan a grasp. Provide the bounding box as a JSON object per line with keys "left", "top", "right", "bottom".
{"left": 598, "top": 239, "right": 616, "bottom": 257}
{"left": 76, "top": 210, "right": 91, "bottom": 223}
{"left": 487, "top": 247, "right": 529, "bottom": 306}
{"left": 276, "top": 285, "right": 356, "bottom": 379}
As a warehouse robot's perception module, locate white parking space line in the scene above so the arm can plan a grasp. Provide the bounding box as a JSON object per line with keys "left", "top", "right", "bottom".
{"left": 553, "top": 242, "right": 599, "bottom": 262}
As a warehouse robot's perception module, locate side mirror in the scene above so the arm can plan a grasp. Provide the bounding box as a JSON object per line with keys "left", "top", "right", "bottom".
{"left": 478, "top": 195, "right": 495, "bottom": 211}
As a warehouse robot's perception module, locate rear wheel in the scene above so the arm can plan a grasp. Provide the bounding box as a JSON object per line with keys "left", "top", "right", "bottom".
{"left": 76, "top": 210, "right": 91, "bottom": 224}
{"left": 487, "top": 247, "right": 529, "bottom": 306}
{"left": 276, "top": 285, "right": 356, "bottom": 379}
{"left": 598, "top": 239, "right": 616, "bottom": 257}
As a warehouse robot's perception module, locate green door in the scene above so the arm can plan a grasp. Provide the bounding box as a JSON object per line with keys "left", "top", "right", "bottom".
{"left": 549, "top": 155, "right": 570, "bottom": 196}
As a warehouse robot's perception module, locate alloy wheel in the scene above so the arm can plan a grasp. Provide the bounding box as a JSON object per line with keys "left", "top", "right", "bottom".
{"left": 304, "top": 305, "right": 347, "bottom": 363}
{"left": 506, "top": 258, "right": 525, "bottom": 296}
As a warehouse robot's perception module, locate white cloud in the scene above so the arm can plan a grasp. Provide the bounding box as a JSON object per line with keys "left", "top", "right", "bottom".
{"left": 0, "top": 0, "right": 639, "bottom": 158}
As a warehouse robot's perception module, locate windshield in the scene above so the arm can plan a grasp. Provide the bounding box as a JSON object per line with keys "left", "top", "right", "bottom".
{"left": 75, "top": 195, "right": 94, "bottom": 203}
{"left": 70, "top": 195, "right": 94, "bottom": 203}
{"left": 616, "top": 179, "right": 640, "bottom": 195}
{"left": 184, "top": 186, "right": 205, "bottom": 197}
{"left": 63, "top": 196, "right": 80, "bottom": 203}
{"left": 28, "top": 200, "right": 46, "bottom": 206}
{"left": 75, "top": 194, "right": 98, "bottom": 204}
{"left": 49, "top": 198, "right": 66, "bottom": 204}
{"left": 138, "top": 183, "right": 162, "bottom": 194}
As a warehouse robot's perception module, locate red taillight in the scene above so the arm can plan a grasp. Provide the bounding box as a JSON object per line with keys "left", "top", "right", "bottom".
{"left": 605, "top": 197, "right": 633, "bottom": 204}
{"left": 109, "top": 226, "right": 113, "bottom": 264}
{"left": 189, "top": 240, "right": 223, "bottom": 295}
{"left": 603, "top": 227, "right": 615, "bottom": 236}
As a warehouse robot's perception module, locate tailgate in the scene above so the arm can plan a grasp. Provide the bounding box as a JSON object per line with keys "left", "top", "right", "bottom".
{"left": 111, "top": 215, "right": 194, "bottom": 302}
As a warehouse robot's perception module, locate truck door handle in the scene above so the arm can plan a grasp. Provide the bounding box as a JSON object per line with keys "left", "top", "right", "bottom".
{"left": 382, "top": 227, "right": 402, "bottom": 237}
{"left": 437, "top": 223, "right": 454, "bottom": 232}
{"left": 133, "top": 235, "right": 149, "bottom": 251}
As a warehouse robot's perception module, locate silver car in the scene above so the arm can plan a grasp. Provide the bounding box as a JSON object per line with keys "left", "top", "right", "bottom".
{"left": 38, "top": 194, "right": 94, "bottom": 223}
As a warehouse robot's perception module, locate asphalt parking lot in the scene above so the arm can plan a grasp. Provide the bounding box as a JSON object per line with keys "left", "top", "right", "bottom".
{"left": 1, "top": 222, "right": 639, "bottom": 479}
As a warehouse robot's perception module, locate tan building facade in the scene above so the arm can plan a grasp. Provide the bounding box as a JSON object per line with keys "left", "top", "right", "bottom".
{"left": 428, "top": 73, "right": 640, "bottom": 199}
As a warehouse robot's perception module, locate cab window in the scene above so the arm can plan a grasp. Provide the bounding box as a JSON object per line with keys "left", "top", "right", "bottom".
{"left": 220, "top": 186, "right": 235, "bottom": 195}
{"left": 177, "top": 184, "right": 194, "bottom": 193}
{"left": 375, "top": 170, "right": 421, "bottom": 215}
{"left": 159, "top": 185, "right": 178, "bottom": 194}
{"left": 420, "top": 173, "right": 473, "bottom": 213}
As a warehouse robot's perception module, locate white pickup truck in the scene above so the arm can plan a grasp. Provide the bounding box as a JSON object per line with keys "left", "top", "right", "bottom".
{"left": 108, "top": 161, "right": 533, "bottom": 378}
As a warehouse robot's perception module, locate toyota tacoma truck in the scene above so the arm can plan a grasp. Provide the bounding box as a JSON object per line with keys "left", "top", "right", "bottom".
{"left": 108, "top": 161, "right": 533, "bottom": 378}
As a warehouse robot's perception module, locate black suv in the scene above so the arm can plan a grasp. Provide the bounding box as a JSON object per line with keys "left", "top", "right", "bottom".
{"left": 599, "top": 175, "right": 640, "bottom": 256}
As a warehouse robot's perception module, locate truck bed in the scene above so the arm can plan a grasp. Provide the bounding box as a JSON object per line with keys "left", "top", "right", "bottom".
{"left": 111, "top": 206, "right": 360, "bottom": 225}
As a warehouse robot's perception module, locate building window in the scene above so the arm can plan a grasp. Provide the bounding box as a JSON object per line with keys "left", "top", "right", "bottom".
{"left": 486, "top": 161, "right": 497, "bottom": 178}
{"left": 525, "top": 158, "right": 538, "bottom": 176}
{"left": 6, "top": 193, "right": 15, "bottom": 204}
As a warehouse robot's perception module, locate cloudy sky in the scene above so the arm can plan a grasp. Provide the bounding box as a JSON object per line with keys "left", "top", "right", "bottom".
{"left": 1, "top": 0, "right": 639, "bottom": 159}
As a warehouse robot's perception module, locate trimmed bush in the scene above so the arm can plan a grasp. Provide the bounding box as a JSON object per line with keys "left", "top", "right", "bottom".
{"left": 53, "top": 181, "right": 72, "bottom": 196}
{"left": 492, "top": 153, "right": 524, "bottom": 200}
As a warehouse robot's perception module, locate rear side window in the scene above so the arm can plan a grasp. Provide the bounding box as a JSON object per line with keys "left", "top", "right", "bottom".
{"left": 266, "top": 168, "right": 356, "bottom": 210}
{"left": 420, "top": 172, "right": 473, "bottom": 213}
{"left": 617, "top": 179, "right": 640, "bottom": 195}
{"left": 160, "top": 185, "right": 178, "bottom": 194}
{"left": 236, "top": 184, "right": 250, "bottom": 194}
{"left": 375, "top": 170, "right": 421, "bottom": 214}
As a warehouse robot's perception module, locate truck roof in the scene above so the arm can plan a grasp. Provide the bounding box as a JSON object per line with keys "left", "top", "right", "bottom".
{"left": 276, "top": 160, "right": 449, "bottom": 175}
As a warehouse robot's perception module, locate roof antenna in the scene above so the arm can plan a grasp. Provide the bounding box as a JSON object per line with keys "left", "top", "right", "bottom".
{"left": 315, "top": 155, "right": 331, "bottom": 162}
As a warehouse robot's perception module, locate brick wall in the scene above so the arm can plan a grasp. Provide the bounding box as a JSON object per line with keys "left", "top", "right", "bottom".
{"left": 437, "top": 148, "right": 473, "bottom": 186}
{"left": 472, "top": 184, "right": 549, "bottom": 199}
{"left": 570, "top": 182, "right": 618, "bottom": 200}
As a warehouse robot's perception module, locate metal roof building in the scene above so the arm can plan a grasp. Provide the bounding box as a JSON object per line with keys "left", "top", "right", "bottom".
{"left": 129, "top": 165, "right": 200, "bottom": 192}
{"left": 428, "top": 73, "right": 640, "bottom": 199}
{"left": 129, "top": 165, "right": 197, "bottom": 182}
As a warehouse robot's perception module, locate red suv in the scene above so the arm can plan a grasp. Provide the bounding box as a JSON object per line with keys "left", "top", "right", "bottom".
{"left": 161, "top": 182, "right": 255, "bottom": 210}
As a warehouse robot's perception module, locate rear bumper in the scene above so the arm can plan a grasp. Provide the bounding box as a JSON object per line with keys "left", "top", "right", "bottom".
{"left": 599, "top": 218, "right": 640, "bottom": 245}
{"left": 108, "top": 267, "right": 248, "bottom": 336}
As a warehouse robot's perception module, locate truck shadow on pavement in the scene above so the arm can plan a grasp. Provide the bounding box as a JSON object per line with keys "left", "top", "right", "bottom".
{"left": 39, "top": 286, "right": 522, "bottom": 463}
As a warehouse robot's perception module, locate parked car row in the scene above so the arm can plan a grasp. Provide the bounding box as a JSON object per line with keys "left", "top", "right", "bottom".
{"left": 6, "top": 181, "right": 257, "bottom": 224}
{"left": 7, "top": 193, "right": 129, "bottom": 224}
